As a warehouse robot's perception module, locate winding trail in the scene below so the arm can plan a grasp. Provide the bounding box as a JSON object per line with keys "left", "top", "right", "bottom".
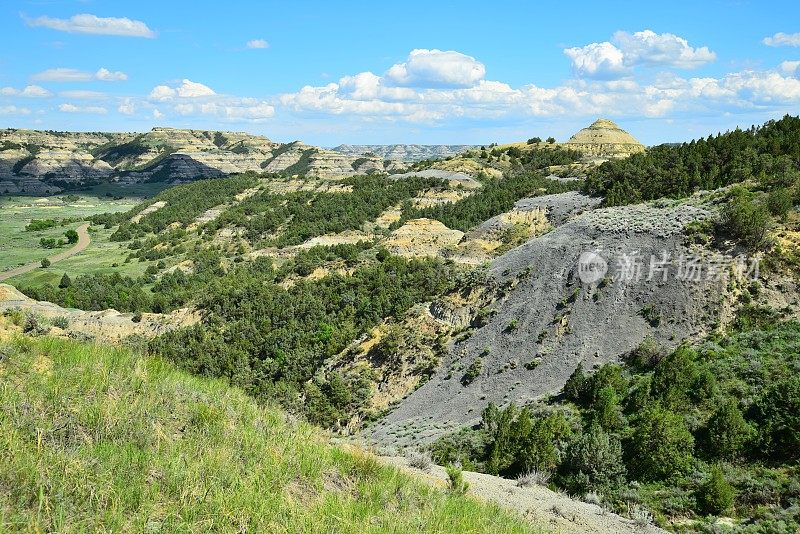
{"left": 0, "top": 223, "right": 91, "bottom": 282}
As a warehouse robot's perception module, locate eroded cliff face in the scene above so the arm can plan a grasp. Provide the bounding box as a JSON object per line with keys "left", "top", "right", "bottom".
{"left": 368, "top": 195, "right": 740, "bottom": 448}
{"left": 0, "top": 127, "right": 392, "bottom": 194}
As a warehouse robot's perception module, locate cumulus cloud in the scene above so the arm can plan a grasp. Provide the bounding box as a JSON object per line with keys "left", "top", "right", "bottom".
{"left": 565, "top": 30, "right": 715, "bottom": 79}
{"left": 149, "top": 79, "right": 216, "bottom": 101}
{"left": 177, "top": 79, "right": 216, "bottom": 98}
{"left": 247, "top": 39, "right": 269, "bottom": 49}
{"left": 25, "top": 13, "right": 156, "bottom": 38}
{"left": 779, "top": 60, "right": 800, "bottom": 75}
{"left": 16, "top": 85, "right": 52, "bottom": 97}
{"left": 564, "top": 42, "right": 628, "bottom": 79}
{"left": 59, "top": 103, "right": 107, "bottom": 114}
{"left": 384, "top": 49, "right": 486, "bottom": 88}
{"left": 95, "top": 68, "right": 128, "bottom": 81}
{"left": 722, "top": 70, "right": 800, "bottom": 102}
{"left": 278, "top": 51, "right": 800, "bottom": 126}
{"left": 153, "top": 108, "right": 164, "bottom": 119}
{"left": 143, "top": 80, "right": 272, "bottom": 122}
{"left": 763, "top": 32, "right": 800, "bottom": 47}
{"left": 32, "top": 67, "right": 127, "bottom": 82}
{"left": 613, "top": 30, "right": 716, "bottom": 68}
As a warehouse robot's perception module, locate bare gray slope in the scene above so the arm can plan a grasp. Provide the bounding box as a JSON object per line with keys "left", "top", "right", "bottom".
{"left": 368, "top": 199, "right": 731, "bottom": 448}
{"left": 380, "top": 455, "right": 666, "bottom": 534}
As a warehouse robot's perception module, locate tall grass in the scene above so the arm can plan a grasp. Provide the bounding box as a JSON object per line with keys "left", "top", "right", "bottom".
{"left": 0, "top": 335, "right": 539, "bottom": 532}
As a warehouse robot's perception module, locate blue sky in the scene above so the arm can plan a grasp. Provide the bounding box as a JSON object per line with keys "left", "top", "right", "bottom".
{"left": 1, "top": 0, "right": 799, "bottom": 145}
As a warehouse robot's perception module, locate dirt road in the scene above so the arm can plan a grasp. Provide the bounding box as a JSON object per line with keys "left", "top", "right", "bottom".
{"left": 0, "top": 223, "right": 91, "bottom": 282}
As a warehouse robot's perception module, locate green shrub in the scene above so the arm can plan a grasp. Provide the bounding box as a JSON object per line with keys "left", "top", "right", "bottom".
{"left": 65, "top": 229, "right": 79, "bottom": 244}
{"left": 719, "top": 186, "right": 771, "bottom": 249}
{"left": 462, "top": 358, "right": 483, "bottom": 385}
{"left": 627, "top": 406, "right": 694, "bottom": 481}
{"left": 753, "top": 376, "right": 800, "bottom": 461}
{"left": 25, "top": 219, "right": 57, "bottom": 232}
{"left": 706, "top": 398, "right": 753, "bottom": 460}
{"left": 51, "top": 316, "right": 69, "bottom": 329}
{"left": 40, "top": 258, "right": 50, "bottom": 268}
{"left": 697, "top": 465, "right": 735, "bottom": 516}
{"left": 562, "top": 424, "right": 626, "bottom": 492}
{"left": 766, "top": 188, "right": 793, "bottom": 220}
{"left": 446, "top": 465, "right": 469, "bottom": 494}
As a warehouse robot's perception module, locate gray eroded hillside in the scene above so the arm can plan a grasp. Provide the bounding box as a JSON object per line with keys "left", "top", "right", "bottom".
{"left": 369, "top": 196, "right": 735, "bottom": 448}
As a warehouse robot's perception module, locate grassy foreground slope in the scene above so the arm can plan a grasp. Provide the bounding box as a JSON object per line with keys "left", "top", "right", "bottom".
{"left": 0, "top": 334, "right": 537, "bottom": 533}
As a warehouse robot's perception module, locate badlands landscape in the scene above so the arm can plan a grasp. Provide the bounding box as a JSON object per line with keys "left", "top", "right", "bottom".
{"left": 4, "top": 115, "right": 800, "bottom": 533}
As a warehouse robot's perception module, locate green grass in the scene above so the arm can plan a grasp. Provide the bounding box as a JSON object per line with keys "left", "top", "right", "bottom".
{"left": 0, "top": 196, "right": 146, "bottom": 283}
{"left": 12, "top": 227, "right": 148, "bottom": 287}
{"left": 0, "top": 334, "right": 539, "bottom": 533}
{"left": 0, "top": 196, "right": 134, "bottom": 273}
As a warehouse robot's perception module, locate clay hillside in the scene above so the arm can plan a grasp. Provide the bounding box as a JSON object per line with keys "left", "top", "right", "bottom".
{"left": 563, "top": 118, "right": 645, "bottom": 158}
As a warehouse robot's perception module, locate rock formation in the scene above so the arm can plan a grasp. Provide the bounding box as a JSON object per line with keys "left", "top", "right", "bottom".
{"left": 0, "top": 128, "right": 396, "bottom": 194}
{"left": 563, "top": 118, "right": 645, "bottom": 158}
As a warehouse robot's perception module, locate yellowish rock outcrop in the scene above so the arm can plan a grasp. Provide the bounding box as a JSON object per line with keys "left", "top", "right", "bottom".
{"left": 563, "top": 118, "right": 645, "bottom": 158}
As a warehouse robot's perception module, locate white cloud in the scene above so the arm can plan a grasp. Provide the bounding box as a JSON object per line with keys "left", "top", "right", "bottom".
{"left": 614, "top": 30, "right": 716, "bottom": 68}
{"left": 224, "top": 101, "right": 275, "bottom": 120}
{"left": 384, "top": 49, "right": 486, "bottom": 88}
{"left": 153, "top": 108, "right": 163, "bottom": 119}
{"left": 722, "top": 70, "right": 800, "bottom": 102}
{"left": 149, "top": 85, "right": 176, "bottom": 101}
{"left": 339, "top": 72, "right": 382, "bottom": 100}
{"left": 25, "top": 13, "right": 156, "bottom": 38}
{"left": 565, "top": 30, "right": 715, "bottom": 79}
{"left": 95, "top": 68, "right": 128, "bottom": 81}
{"left": 32, "top": 67, "right": 127, "bottom": 82}
{"left": 278, "top": 51, "right": 800, "bottom": 127}
{"left": 20, "top": 85, "right": 51, "bottom": 97}
{"left": 763, "top": 32, "right": 800, "bottom": 47}
{"left": 779, "top": 60, "right": 800, "bottom": 75}
{"left": 59, "top": 103, "right": 107, "bottom": 114}
{"left": 118, "top": 98, "right": 135, "bottom": 115}
{"left": 177, "top": 79, "right": 215, "bottom": 98}
{"left": 0, "top": 105, "right": 31, "bottom": 115}
{"left": 149, "top": 80, "right": 216, "bottom": 102}
{"left": 247, "top": 39, "right": 269, "bottom": 49}
{"left": 1, "top": 87, "right": 19, "bottom": 96}
{"left": 58, "top": 90, "right": 106, "bottom": 99}
{"left": 33, "top": 68, "right": 92, "bottom": 82}
{"left": 564, "top": 42, "right": 628, "bottom": 79}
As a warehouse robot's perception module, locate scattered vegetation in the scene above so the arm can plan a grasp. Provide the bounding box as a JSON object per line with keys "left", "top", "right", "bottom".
{"left": 431, "top": 321, "right": 800, "bottom": 529}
